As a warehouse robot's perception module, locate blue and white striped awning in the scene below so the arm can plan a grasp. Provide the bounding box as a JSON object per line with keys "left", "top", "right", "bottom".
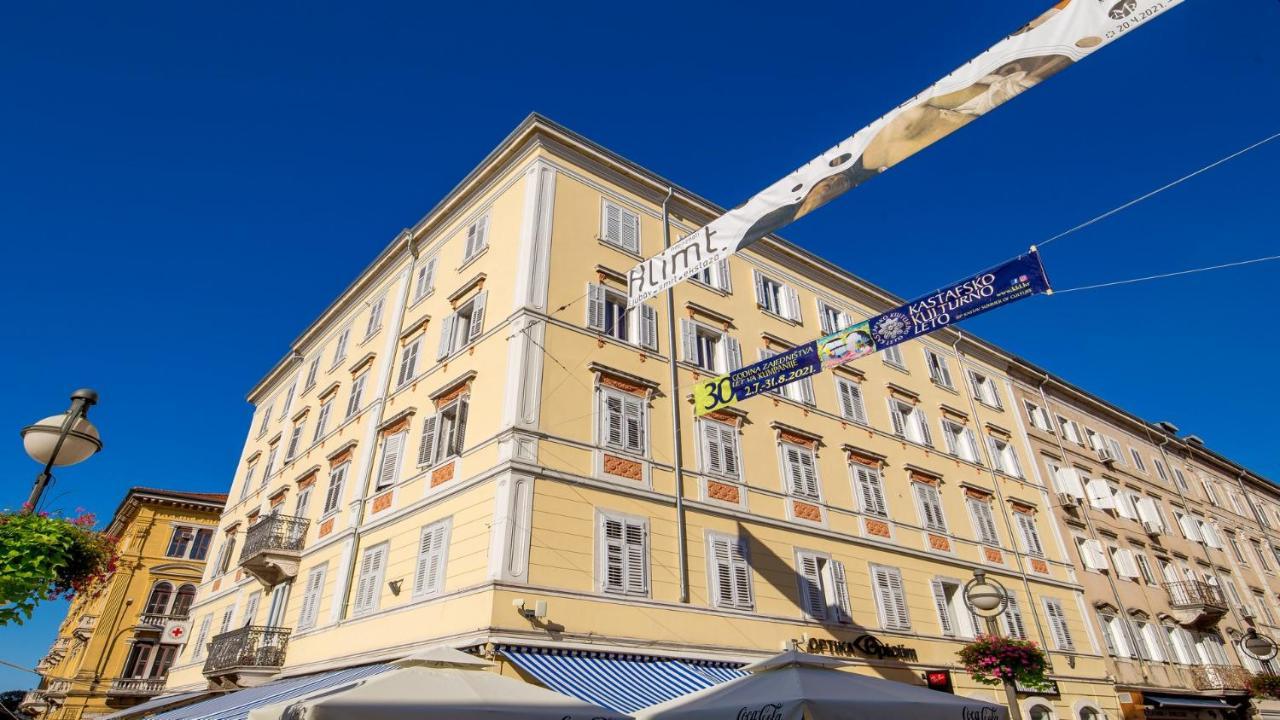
{"left": 133, "top": 663, "right": 393, "bottom": 720}
{"left": 500, "top": 646, "right": 746, "bottom": 714}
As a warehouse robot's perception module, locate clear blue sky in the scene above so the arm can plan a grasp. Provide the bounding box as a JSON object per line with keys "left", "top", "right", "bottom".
{"left": 2, "top": 0, "right": 1276, "bottom": 690}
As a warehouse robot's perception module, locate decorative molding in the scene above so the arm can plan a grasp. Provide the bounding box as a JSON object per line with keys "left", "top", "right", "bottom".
{"left": 842, "top": 444, "right": 886, "bottom": 466}
{"left": 447, "top": 272, "right": 487, "bottom": 305}
{"left": 685, "top": 302, "right": 734, "bottom": 329}
{"left": 348, "top": 352, "right": 376, "bottom": 375}
{"left": 588, "top": 362, "right": 661, "bottom": 396}
{"left": 429, "top": 370, "right": 479, "bottom": 402}
{"left": 317, "top": 381, "right": 341, "bottom": 400}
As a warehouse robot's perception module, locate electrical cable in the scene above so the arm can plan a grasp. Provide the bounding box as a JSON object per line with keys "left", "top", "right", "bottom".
{"left": 1052, "top": 253, "right": 1280, "bottom": 294}
{"left": 1038, "top": 130, "right": 1280, "bottom": 249}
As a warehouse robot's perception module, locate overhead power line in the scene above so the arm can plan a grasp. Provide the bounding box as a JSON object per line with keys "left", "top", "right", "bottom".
{"left": 1053, "top": 254, "right": 1280, "bottom": 294}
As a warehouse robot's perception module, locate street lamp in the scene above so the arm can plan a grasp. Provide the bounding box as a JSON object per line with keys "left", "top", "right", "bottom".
{"left": 1241, "top": 628, "right": 1279, "bottom": 663}
{"left": 963, "top": 570, "right": 1021, "bottom": 720}
{"left": 20, "top": 389, "right": 102, "bottom": 511}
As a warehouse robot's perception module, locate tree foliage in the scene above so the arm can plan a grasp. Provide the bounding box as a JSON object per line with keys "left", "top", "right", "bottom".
{"left": 0, "top": 509, "right": 116, "bottom": 625}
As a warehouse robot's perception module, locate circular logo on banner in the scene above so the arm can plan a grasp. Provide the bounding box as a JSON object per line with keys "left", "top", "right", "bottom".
{"left": 1106, "top": 0, "right": 1137, "bottom": 19}
{"left": 872, "top": 312, "right": 911, "bottom": 346}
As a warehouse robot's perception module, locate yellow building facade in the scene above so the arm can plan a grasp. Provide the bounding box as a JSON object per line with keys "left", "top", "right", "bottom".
{"left": 153, "top": 115, "right": 1277, "bottom": 720}
{"left": 23, "top": 488, "right": 226, "bottom": 720}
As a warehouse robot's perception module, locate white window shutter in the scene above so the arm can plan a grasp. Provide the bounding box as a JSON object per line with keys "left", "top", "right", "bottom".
{"left": 723, "top": 336, "right": 743, "bottom": 371}
{"left": 602, "top": 518, "right": 625, "bottom": 592}
{"left": 418, "top": 415, "right": 438, "bottom": 466}
{"left": 1178, "top": 514, "right": 1202, "bottom": 541}
{"left": 1003, "top": 594, "right": 1028, "bottom": 639}
{"left": 1086, "top": 479, "right": 1116, "bottom": 509}
{"left": 623, "top": 520, "right": 647, "bottom": 594}
{"left": 437, "top": 313, "right": 456, "bottom": 359}
{"left": 876, "top": 567, "right": 911, "bottom": 630}
{"left": 784, "top": 285, "right": 800, "bottom": 322}
{"left": 453, "top": 400, "right": 469, "bottom": 456}
{"left": 715, "top": 259, "right": 730, "bottom": 291}
{"left": 830, "top": 560, "right": 852, "bottom": 623}
{"left": 621, "top": 209, "right": 640, "bottom": 253}
{"left": 704, "top": 424, "right": 724, "bottom": 475}
{"left": 837, "top": 381, "right": 867, "bottom": 424}
{"left": 640, "top": 305, "right": 659, "bottom": 351}
{"left": 604, "top": 202, "right": 621, "bottom": 245}
{"left": 856, "top": 467, "right": 887, "bottom": 516}
{"left": 1044, "top": 599, "right": 1074, "bottom": 650}
{"left": 965, "top": 429, "right": 982, "bottom": 464}
{"left": 797, "top": 553, "right": 826, "bottom": 619}
{"left": 680, "top": 320, "right": 698, "bottom": 363}
{"left": 719, "top": 425, "right": 739, "bottom": 478}
{"left": 943, "top": 422, "right": 959, "bottom": 456}
{"left": 586, "top": 284, "right": 606, "bottom": 331}
{"left": 1057, "top": 467, "right": 1086, "bottom": 499}
{"left": 753, "top": 271, "right": 766, "bottom": 308}
{"left": 710, "top": 536, "right": 734, "bottom": 607}
{"left": 888, "top": 400, "right": 906, "bottom": 437}
{"left": 798, "top": 375, "right": 816, "bottom": 405}
{"left": 604, "top": 395, "right": 624, "bottom": 448}
{"left": 916, "top": 410, "right": 933, "bottom": 447}
{"left": 468, "top": 291, "right": 487, "bottom": 341}
{"left": 622, "top": 396, "right": 644, "bottom": 452}
{"left": 730, "top": 539, "right": 752, "bottom": 609}
{"left": 932, "top": 580, "right": 955, "bottom": 636}
{"left": 413, "top": 522, "right": 449, "bottom": 597}
{"left": 377, "top": 433, "right": 404, "bottom": 490}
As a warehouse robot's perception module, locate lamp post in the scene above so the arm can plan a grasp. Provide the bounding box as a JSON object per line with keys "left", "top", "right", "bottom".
{"left": 19, "top": 389, "right": 102, "bottom": 512}
{"left": 964, "top": 569, "right": 1021, "bottom": 720}
{"left": 1241, "top": 628, "right": 1279, "bottom": 664}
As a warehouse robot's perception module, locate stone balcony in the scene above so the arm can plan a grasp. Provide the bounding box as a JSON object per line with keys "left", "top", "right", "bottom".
{"left": 1164, "top": 581, "right": 1228, "bottom": 627}
{"left": 45, "top": 679, "right": 72, "bottom": 698}
{"left": 203, "top": 625, "right": 291, "bottom": 688}
{"left": 1189, "top": 664, "right": 1254, "bottom": 691}
{"left": 18, "top": 691, "right": 48, "bottom": 715}
{"left": 108, "top": 677, "right": 169, "bottom": 697}
{"left": 137, "top": 612, "right": 189, "bottom": 631}
{"left": 239, "top": 514, "right": 309, "bottom": 587}
{"left": 72, "top": 614, "right": 98, "bottom": 640}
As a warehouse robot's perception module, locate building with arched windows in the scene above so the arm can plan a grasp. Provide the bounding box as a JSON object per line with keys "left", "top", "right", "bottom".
{"left": 22, "top": 487, "right": 226, "bottom": 720}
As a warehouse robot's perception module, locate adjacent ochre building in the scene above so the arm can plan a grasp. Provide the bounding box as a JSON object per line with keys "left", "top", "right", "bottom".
{"left": 22, "top": 488, "right": 226, "bottom": 720}
{"left": 150, "top": 114, "right": 1278, "bottom": 720}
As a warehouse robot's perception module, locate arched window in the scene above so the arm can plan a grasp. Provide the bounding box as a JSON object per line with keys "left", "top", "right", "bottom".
{"left": 1028, "top": 704, "right": 1055, "bottom": 720}
{"left": 143, "top": 582, "right": 173, "bottom": 615}
{"left": 171, "top": 584, "right": 197, "bottom": 617}
{"left": 1079, "top": 706, "right": 1102, "bottom": 720}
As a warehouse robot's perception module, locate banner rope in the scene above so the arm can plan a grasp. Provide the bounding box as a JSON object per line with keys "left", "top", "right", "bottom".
{"left": 1037, "top": 130, "right": 1280, "bottom": 249}
{"left": 1052, "top": 254, "right": 1280, "bottom": 294}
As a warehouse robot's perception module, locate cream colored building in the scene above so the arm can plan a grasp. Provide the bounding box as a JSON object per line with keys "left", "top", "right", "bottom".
{"left": 22, "top": 488, "right": 226, "bottom": 720}
{"left": 153, "top": 114, "right": 1273, "bottom": 720}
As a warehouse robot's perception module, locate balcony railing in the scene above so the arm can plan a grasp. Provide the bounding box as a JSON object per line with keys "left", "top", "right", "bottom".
{"left": 108, "top": 678, "right": 168, "bottom": 696}
{"left": 18, "top": 691, "right": 47, "bottom": 714}
{"left": 1165, "top": 581, "right": 1228, "bottom": 608}
{"left": 72, "top": 615, "right": 98, "bottom": 639}
{"left": 203, "top": 625, "right": 291, "bottom": 677}
{"left": 45, "top": 679, "right": 72, "bottom": 696}
{"left": 138, "top": 613, "right": 189, "bottom": 629}
{"left": 1189, "top": 664, "right": 1254, "bottom": 691}
{"left": 238, "top": 515, "right": 309, "bottom": 586}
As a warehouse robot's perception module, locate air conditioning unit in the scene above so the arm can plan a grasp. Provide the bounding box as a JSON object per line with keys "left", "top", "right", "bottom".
{"left": 1098, "top": 448, "right": 1119, "bottom": 465}
{"left": 1056, "top": 492, "right": 1077, "bottom": 508}
{"left": 1142, "top": 521, "right": 1161, "bottom": 536}
{"left": 1239, "top": 605, "right": 1257, "bottom": 620}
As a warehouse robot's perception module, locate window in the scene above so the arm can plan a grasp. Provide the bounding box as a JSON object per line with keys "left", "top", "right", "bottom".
{"left": 1001, "top": 593, "right": 1028, "bottom": 639}
{"left": 881, "top": 343, "right": 905, "bottom": 368}
{"left": 313, "top": 398, "right": 333, "bottom": 442}
{"left": 1174, "top": 511, "right": 1201, "bottom": 541}
{"left": 1201, "top": 478, "right": 1221, "bottom": 506}
{"left": 1076, "top": 537, "right": 1108, "bottom": 572}
{"left": 599, "top": 389, "right": 644, "bottom": 455}
{"left": 303, "top": 356, "right": 321, "bottom": 391}
{"left": 931, "top": 579, "right": 978, "bottom": 638}
{"left": 834, "top": 378, "right": 868, "bottom": 424}
{"left": 692, "top": 259, "right": 731, "bottom": 292}
{"left": 852, "top": 464, "right": 888, "bottom": 517}
{"left": 239, "top": 462, "right": 256, "bottom": 501}
{"left": 143, "top": 582, "right": 174, "bottom": 616}
{"left": 294, "top": 484, "right": 311, "bottom": 518}
{"left": 754, "top": 271, "right": 801, "bottom": 322}
{"left": 914, "top": 482, "right": 947, "bottom": 533}
{"left": 418, "top": 396, "right": 470, "bottom": 466}
{"left": 1103, "top": 436, "right": 1125, "bottom": 465}
{"left": 680, "top": 320, "right": 741, "bottom": 373}
{"left": 1110, "top": 547, "right": 1139, "bottom": 580}
{"left": 888, "top": 400, "right": 932, "bottom": 446}
{"left": 986, "top": 435, "right": 1022, "bottom": 477}
{"left": 1129, "top": 448, "right": 1146, "bottom": 472}
{"left": 1085, "top": 428, "right": 1104, "bottom": 452}
{"left": 700, "top": 420, "right": 740, "bottom": 480}
{"left": 437, "top": 291, "right": 488, "bottom": 359}
{"left": 242, "top": 591, "right": 261, "bottom": 627}
{"left": 375, "top": 432, "right": 406, "bottom": 491}
{"left": 1172, "top": 467, "right": 1189, "bottom": 491}
{"left": 332, "top": 326, "right": 351, "bottom": 367}
{"left": 261, "top": 446, "right": 278, "bottom": 485}
{"left": 1138, "top": 620, "right": 1165, "bottom": 662}
{"left": 1165, "top": 623, "right": 1196, "bottom": 664}
{"left": 279, "top": 383, "right": 296, "bottom": 420}
{"left": 817, "top": 301, "right": 851, "bottom": 335}
{"left": 1153, "top": 459, "right": 1169, "bottom": 483}
{"left": 1228, "top": 534, "right": 1247, "bottom": 563}
{"left": 1043, "top": 598, "right": 1075, "bottom": 650}
{"left": 601, "top": 201, "right": 639, "bottom": 254}
{"left": 924, "top": 350, "right": 953, "bottom": 389}
{"left": 322, "top": 463, "right": 348, "bottom": 515}
{"left": 968, "top": 499, "right": 999, "bottom": 546}
{"left": 1057, "top": 416, "right": 1083, "bottom": 445}
{"left": 257, "top": 402, "right": 273, "bottom": 439}
{"left": 942, "top": 420, "right": 981, "bottom": 463}
{"left": 758, "top": 349, "right": 814, "bottom": 404}
{"left": 968, "top": 371, "right": 1002, "bottom": 409}
{"left": 122, "top": 643, "right": 154, "bottom": 679}
{"left": 782, "top": 443, "right": 820, "bottom": 501}
{"left": 166, "top": 526, "right": 213, "bottom": 560}
{"left": 397, "top": 339, "right": 421, "bottom": 387}
{"left": 587, "top": 284, "right": 659, "bottom": 350}
{"left": 869, "top": 564, "right": 909, "bottom": 630}
{"left": 215, "top": 534, "right": 237, "bottom": 576}
{"left": 1015, "top": 513, "right": 1044, "bottom": 557}
{"left": 599, "top": 512, "right": 647, "bottom": 596}
{"left": 1229, "top": 492, "right": 1247, "bottom": 516}
{"left": 166, "top": 528, "right": 191, "bottom": 558}
{"left": 1255, "top": 591, "right": 1276, "bottom": 625}
{"left": 1024, "top": 401, "right": 1053, "bottom": 432}
{"left": 297, "top": 563, "right": 327, "bottom": 630}
{"left": 191, "top": 615, "right": 213, "bottom": 660}
{"left": 1134, "top": 553, "right": 1156, "bottom": 584}
{"left": 219, "top": 606, "right": 234, "bottom": 634}
{"left": 462, "top": 214, "right": 489, "bottom": 259}
{"left": 1097, "top": 610, "right": 1131, "bottom": 657}
{"left": 414, "top": 256, "right": 438, "bottom": 301}
{"left": 797, "top": 551, "right": 852, "bottom": 623}
{"left": 1199, "top": 520, "right": 1222, "bottom": 549}
{"left": 412, "top": 519, "right": 451, "bottom": 598}
{"left": 346, "top": 373, "right": 367, "bottom": 419}
{"left": 1254, "top": 539, "right": 1273, "bottom": 572}
{"left": 364, "top": 296, "right": 385, "bottom": 339}
{"left": 352, "top": 543, "right": 388, "bottom": 616}
{"left": 1028, "top": 705, "right": 1054, "bottom": 720}
{"left": 707, "top": 534, "right": 753, "bottom": 610}
{"left": 286, "top": 421, "right": 305, "bottom": 459}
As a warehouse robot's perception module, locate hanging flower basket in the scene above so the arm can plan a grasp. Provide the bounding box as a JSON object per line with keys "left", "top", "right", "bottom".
{"left": 0, "top": 508, "right": 117, "bottom": 625}
{"left": 1250, "top": 673, "right": 1280, "bottom": 700}
{"left": 958, "top": 634, "right": 1051, "bottom": 689}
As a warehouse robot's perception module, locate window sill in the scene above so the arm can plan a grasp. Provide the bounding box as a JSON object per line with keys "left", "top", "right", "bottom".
{"left": 975, "top": 399, "right": 1004, "bottom": 412}
{"left": 931, "top": 380, "right": 958, "bottom": 394}
{"left": 597, "top": 237, "right": 643, "bottom": 260}
{"left": 690, "top": 278, "right": 730, "bottom": 296}
{"left": 759, "top": 307, "right": 801, "bottom": 327}
{"left": 882, "top": 360, "right": 909, "bottom": 374}
{"left": 409, "top": 290, "right": 435, "bottom": 310}
{"left": 359, "top": 329, "right": 382, "bottom": 347}
{"left": 458, "top": 246, "right": 489, "bottom": 272}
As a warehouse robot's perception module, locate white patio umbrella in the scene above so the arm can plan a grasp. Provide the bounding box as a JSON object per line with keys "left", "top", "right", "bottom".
{"left": 249, "top": 646, "right": 630, "bottom": 720}
{"left": 636, "top": 650, "right": 1008, "bottom": 720}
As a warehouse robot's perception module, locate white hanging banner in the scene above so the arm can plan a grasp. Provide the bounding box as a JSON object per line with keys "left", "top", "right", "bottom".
{"left": 627, "top": 0, "right": 1183, "bottom": 306}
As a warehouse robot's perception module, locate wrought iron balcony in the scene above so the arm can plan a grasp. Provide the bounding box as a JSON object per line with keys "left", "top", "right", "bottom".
{"left": 203, "top": 625, "right": 291, "bottom": 687}
{"left": 239, "top": 514, "right": 309, "bottom": 587}
{"left": 1164, "top": 581, "right": 1228, "bottom": 626}
{"left": 108, "top": 677, "right": 168, "bottom": 696}
{"left": 1189, "top": 664, "right": 1253, "bottom": 691}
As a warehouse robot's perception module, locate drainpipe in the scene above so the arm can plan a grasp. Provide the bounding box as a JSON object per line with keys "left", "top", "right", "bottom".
{"left": 1035, "top": 373, "right": 1150, "bottom": 681}
{"left": 951, "top": 332, "right": 1054, "bottom": 668}
{"left": 661, "top": 188, "right": 690, "bottom": 604}
{"left": 336, "top": 230, "right": 419, "bottom": 620}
